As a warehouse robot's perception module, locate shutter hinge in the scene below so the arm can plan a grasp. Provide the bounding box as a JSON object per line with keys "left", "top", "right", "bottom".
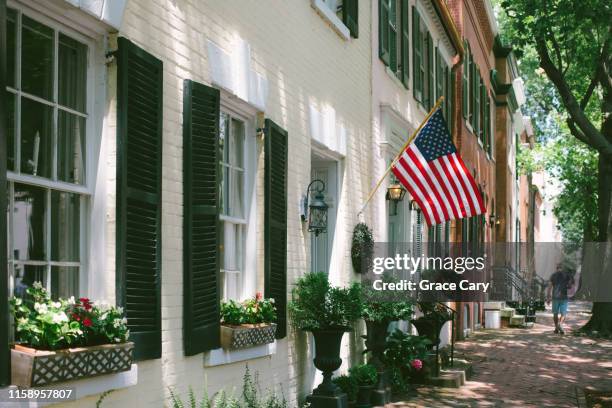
{"left": 256, "top": 112, "right": 265, "bottom": 140}
{"left": 105, "top": 50, "right": 118, "bottom": 66}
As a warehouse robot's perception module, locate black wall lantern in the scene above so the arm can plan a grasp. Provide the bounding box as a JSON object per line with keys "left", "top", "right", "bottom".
{"left": 386, "top": 183, "right": 406, "bottom": 202}
{"left": 302, "top": 179, "right": 328, "bottom": 236}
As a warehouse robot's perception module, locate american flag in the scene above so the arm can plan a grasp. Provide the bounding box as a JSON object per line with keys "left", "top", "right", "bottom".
{"left": 392, "top": 108, "right": 485, "bottom": 226}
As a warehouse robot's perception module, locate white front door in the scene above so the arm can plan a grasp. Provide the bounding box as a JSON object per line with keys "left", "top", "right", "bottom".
{"left": 310, "top": 161, "right": 337, "bottom": 274}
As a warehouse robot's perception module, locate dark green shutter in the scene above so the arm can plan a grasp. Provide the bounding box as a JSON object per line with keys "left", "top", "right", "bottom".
{"left": 435, "top": 48, "right": 443, "bottom": 104}
{"left": 485, "top": 93, "right": 491, "bottom": 155}
{"left": 412, "top": 6, "right": 421, "bottom": 101}
{"left": 426, "top": 32, "right": 434, "bottom": 109}
{"left": 116, "top": 38, "right": 163, "bottom": 361}
{"left": 379, "top": 0, "right": 390, "bottom": 65}
{"left": 389, "top": 0, "right": 397, "bottom": 73}
{"left": 264, "top": 119, "right": 288, "bottom": 339}
{"left": 183, "top": 80, "right": 221, "bottom": 355}
{"left": 400, "top": 0, "right": 409, "bottom": 87}
{"left": 475, "top": 72, "right": 481, "bottom": 138}
{"left": 462, "top": 42, "right": 468, "bottom": 119}
{"left": 449, "top": 64, "right": 455, "bottom": 135}
{"left": 343, "top": 0, "right": 358, "bottom": 38}
{"left": 469, "top": 55, "right": 476, "bottom": 128}
{"left": 0, "top": 0, "right": 10, "bottom": 386}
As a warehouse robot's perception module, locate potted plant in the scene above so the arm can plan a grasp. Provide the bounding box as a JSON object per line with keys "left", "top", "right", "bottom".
{"left": 349, "top": 364, "right": 378, "bottom": 408}
{"left": 9, "top": 283, "right": 132, "bottom": 387}
{"left": 359, "top": 278, "right": 413, "bottom": 405}
{"left": 219, "top": 293, "right": 277, "bottom": 349}
{"left": 333, "top": 375, "right": 358, "bottom": 407}
{"left": 288, "top": 272, "right": 361, "bottom": 403}
{"left": 382, "top": 329, "right": 431, "bottom": 386}
{"left": 410, "top": 302, "right": 452, "bottom": 348}
{"left": 351, "top": 223, "right": 374, "bottom": 274}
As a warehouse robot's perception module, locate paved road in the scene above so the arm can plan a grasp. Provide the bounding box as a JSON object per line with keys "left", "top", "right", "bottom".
{"left": 391, "top": 302, "right": 612, "bottom": 407}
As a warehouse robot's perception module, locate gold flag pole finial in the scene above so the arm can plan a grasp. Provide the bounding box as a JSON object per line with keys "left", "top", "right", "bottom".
{"left": 357, "top": 96, "right": 445, "bottom": 217}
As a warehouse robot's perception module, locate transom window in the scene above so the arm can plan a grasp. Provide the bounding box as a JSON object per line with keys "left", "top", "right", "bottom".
{"left": 5, "top": 7, "right": 89, "bottom": 300}
{"left": 219, "top": 111, "right": 247, "bottom": 301}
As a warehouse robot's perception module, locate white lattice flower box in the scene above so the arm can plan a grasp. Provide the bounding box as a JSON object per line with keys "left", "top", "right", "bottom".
{"left": 220, "top": 323, "right": 277, "bottom": 350}
{"left": 11, "top": 342, "right": 134, "bottom": 387}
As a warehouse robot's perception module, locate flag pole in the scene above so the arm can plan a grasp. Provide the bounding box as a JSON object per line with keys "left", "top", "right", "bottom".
{"left": 357, "top": 96, "right": 445, "bottom": 217}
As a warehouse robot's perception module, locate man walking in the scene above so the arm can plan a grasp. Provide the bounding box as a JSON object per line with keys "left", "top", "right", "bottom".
{"left": 546, "top": 264, "right": 575, "bottom": 334}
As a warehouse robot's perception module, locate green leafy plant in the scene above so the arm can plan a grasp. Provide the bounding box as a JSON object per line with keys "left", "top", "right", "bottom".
{"left": 358, "top": 278, "right": 413, "bottom": 322}
{"left": 169, "top": 385, "right": 211, "bottom": 408}
{"left": 348, "top": 364, "right": 378, "bottom": 386}
{"left": 288, "top": 272, "right": 361, "bottom": 331}
{"left": 9, "top": 282, "right": 129, "bottom": 350}
{"left": 351, "top": 223, "right": 374, "bottom": 274}
{"left": 332, "top": 375, "right": 357, "bottom": 401}
{"left": 220, "top": 293, "right": 277, "bottom": 326}
{"left": 383, "top": 329, "right": 431, "bottom": 389}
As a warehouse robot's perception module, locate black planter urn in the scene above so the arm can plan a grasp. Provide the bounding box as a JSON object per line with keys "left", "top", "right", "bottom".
{"left": 306, "top": 328, "right": 348, "bottom": 408}
{"left": 364, "top": 320, "right": 391, "bottom": 405}
{"left": 355, "top": 385, "right": 374, "bottom": 408}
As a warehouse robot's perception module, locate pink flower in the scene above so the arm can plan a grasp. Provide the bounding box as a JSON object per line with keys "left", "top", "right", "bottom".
{"left": 256, "top": 292, "right": 263, "bottom": 301}
{"left": 411, "top": 359, "right": 423, "bottom": 371}
{"left": 83, "top": 318, "right": 93, "bottom": 327}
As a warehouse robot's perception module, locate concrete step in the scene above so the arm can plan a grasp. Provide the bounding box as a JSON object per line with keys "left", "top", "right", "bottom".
{"left": 509, "top": 314, "right": 526, "bottom": 326}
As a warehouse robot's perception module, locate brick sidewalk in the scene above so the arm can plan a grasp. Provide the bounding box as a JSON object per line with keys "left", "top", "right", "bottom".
{"left": 391, "top": 302, "right": 612, "bottom": 407}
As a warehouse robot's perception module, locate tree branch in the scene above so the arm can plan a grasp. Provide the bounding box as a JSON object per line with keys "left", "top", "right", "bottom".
{"left": 536, "top": 38, "right": 612, "bottom": 158}
{"left": 567, "top": 119, "right": 594, "bottom": 147}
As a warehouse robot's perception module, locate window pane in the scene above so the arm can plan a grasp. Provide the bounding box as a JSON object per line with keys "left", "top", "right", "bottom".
{"left": 220, "top": 112, "right": 229, "bottom": 163}
{"left": 221, "top": 165, "right": 229, "bottom": 215}
{"left": 13, "top": 264, "right": 46, "bottom": 298}
{"left": 51, "top": 266, "right": 79, "bottom": 300}
{"left": 51, "top": 191, "right": 80, "bottom": 262}
{"left": 7, "top": 8, "right": 16, "bottom": 88}
{"left": 58, "top": 33, "right": 87, "bottom": 112}
{"left": 21, "top": 15, "right": 54, "bottom": 100}
{"left": 230, "top": 169, "right": 243, "bottom": 218}
{"left": 20, "top": 97, "right": 53, "bottom": 178}
{"left": 7, "top": 92, "right": 15, "bottom": 171}
{"left": 57, "top": 111, "right": 85, "bottom": 184}
{"left": 230, "top": 118, "right": 244, "bottom": 167}
{"left": 12, "top": 183, "right": 46, "bottom": 261}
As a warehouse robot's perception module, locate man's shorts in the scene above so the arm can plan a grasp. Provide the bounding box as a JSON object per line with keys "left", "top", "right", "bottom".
{"left": 552, "top": 299, "right": 569, "bottom": 316}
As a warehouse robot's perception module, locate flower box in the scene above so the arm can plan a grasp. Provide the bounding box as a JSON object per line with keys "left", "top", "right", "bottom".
{"left": 11, "top": 342, "right": 134, "bottom": 387}
{"left": 220, "top": 323, "right": 277, "bottom": 350}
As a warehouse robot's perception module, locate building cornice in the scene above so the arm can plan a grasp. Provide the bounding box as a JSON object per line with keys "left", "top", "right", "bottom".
{"left": 431, "top": 0, "right": 464, "bottom": 64}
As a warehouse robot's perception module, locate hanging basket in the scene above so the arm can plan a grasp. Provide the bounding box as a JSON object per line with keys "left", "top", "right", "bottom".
{"left": 11, "top": 342, "right": 134, "bottom": 387}
{"left": 220, "top": 323, "right": 277, "bottom": 350}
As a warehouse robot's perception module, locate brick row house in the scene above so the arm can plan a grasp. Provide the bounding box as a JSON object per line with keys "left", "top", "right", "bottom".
{"left": 0, "top": 0, "right": 528, "bottom": 406}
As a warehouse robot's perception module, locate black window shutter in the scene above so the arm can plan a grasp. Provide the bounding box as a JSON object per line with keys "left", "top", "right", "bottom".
{"left": 343, "top": 0, "right": 359, "bottom": 38}
{"left": 183, "top": 80, "right": 221, "bottom": 355}
{"left": 412, "top": 6, "right": 421, "bottom": 101}
{"left": 400, "top": 0, "right": 409, "bottom": 88}
{"left": 0, "top": 0, "right": 11, "bottom": 387}
{"left": 264, "top": 119, "right": 288, "bottom": 339}
{"left": 379, "top": 0, "right": 390, "bottom": 65}
{"left": 116, "top": 37, "right": 163, "bottom": 361}
{"left": 427, "top": 32, "right": 434, "bottom": 110}
{"left": 389, "top": 0, "right": 398, "bottom": 73}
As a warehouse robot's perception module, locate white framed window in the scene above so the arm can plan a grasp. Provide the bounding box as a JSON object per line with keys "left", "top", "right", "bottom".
{"left": 5, "top": 5, "right": 94, "bottom": 300}
{"left": 219, "top": 106, "right": 257, "bottom": 301}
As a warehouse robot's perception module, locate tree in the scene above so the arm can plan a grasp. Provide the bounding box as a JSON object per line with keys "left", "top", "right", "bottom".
{"left": 500, "top": 0, "right": 612, "bottom": 333}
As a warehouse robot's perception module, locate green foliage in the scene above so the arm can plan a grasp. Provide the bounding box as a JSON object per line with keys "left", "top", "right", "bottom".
{"left": 416, "top": 302, "right": 453, "bottom": 326}
{"left": 95, "top": 390, "right": 115, "bottom": 408}
{"left": 9, "top": 283, "right": 129, "bottom": 350}
{"left": 348, "top": 364, "right": 378, "bottom": 386}
{"left": 332, "top": 375, "right": 358, "bottom": 401}
{"left": 351, "top": 223, "right": 374, "bottom": 274}
{"left": 358, "top": 278, "right": 413, "bottom": 322}
{"left": 382, "top": 330, "right": 431, "bottom": 390}
{"left": 169, "top": 366, "right": 286, "bottom": 408}
{"left": 220, "top": 295, "right": 277, "bottom": 325}
{"left": 288, "top": 272, "right": 361, "bottom": 331}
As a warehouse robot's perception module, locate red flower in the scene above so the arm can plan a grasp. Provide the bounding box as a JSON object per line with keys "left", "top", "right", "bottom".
{"left": 256, "top": 292, "right": 263, "bottom": 301}
{"left": 71, "top": 313, "right": 80, "bottom": 321}
{"left": 83, "top": 318, "right": 92, "bottom": 327}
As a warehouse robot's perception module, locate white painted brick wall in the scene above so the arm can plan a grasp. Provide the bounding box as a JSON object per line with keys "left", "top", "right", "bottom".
{"left": 54, "top": 0, "right": 374, "bottom": 407}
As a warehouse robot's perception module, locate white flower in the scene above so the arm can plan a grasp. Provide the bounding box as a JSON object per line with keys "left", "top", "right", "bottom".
{"left": 114, "top": 337, "right": 121, "bottom": 343}
{"left": 113, "top": 318, "right": 122, "bottom": 328}
{"left": 121, "top": 317, "right": 128, "bottom": 325}
{"left": 17, "top": 317, "right": 28, "bottom": 325}
{"left": 52, "top": 301, "right": 61, "bottom": 309}
{"left": 34, "top": 303, "right": 48, "bottom": 314}
{"left": 116, "top": 307, "right": 124, "bottom": 314}
{"left": 33, "top": 282, "right": 43, "bottom": 290}
{"left": 125, "top": 330, "right": 130, "bottom": 339}
{"left": 52, "top": 312, "right": 69, "bottom": 324}
{"left": 13, "top": 297, "right": 22, "bottom": 306}
{"left": 100, "top": 313, "right": 108, "bottom": 321}
{"left": 269, "top": 298, "right": 275, "bottom": 304}
{"left": 67, "top": 296, "right": 76, "bottom": 305}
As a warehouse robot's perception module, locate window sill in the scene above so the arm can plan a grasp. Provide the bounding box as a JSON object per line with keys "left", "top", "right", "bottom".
{"left": 204, "top": 341, "right": 276, "bottom": 367}
{"left": 311, "top": 0, "right": 350, "bottom": 41}
{"left": 1, "top": 364, "right": 138, "bottom": 407}
{"left": 385, "top": 67, "right": 406, "bottom": 89}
